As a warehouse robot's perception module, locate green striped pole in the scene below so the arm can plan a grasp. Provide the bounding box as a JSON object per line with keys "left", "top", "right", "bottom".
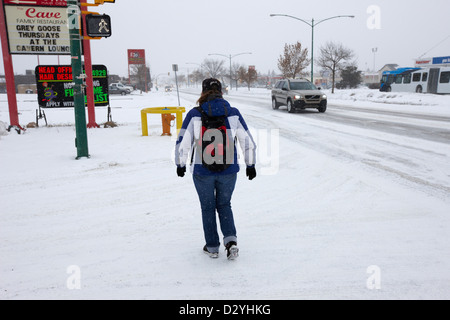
{"left": 67, "top": 1, "right": 89, "bottom": 159}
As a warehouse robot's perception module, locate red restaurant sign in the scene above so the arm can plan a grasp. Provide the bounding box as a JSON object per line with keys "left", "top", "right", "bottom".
{"left": 3, "top": 4, "right": 70, "bottom": 54}
{"left": 3, "top": 0, "right": 67, "bottom": 7}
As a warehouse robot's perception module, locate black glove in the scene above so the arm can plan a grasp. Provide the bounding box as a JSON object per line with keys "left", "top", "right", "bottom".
{"left": 177, "top": 166, "right": 186, "bottom": 177}
{"left": 246, "top": 166, "right": 256, "bottom": 181}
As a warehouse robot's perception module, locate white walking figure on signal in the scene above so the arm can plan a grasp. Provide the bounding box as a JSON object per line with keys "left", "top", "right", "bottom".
{"left": 98, "top": 19, "right": 109, "bottom": 33}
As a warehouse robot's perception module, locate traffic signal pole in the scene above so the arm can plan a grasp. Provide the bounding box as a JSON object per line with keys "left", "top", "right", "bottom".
{"left": 81, "top": 0, "right": 100, "bottom": 128}
{"left": 67, "top": 1, "right": 89, "bottom": 159}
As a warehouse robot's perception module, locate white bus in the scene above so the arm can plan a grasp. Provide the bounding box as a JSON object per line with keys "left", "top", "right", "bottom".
{"left": 381, "top": 67, "right": 450, "bottom": 94}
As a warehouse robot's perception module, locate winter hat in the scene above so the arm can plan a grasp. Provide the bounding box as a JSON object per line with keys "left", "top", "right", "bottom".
{"left": 202, "top": 78, "right": 222, "bottom": 93}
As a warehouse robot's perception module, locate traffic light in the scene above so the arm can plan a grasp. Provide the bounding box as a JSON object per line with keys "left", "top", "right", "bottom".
{"left": 85, "top": 14, "right": 112, "bottom": 37}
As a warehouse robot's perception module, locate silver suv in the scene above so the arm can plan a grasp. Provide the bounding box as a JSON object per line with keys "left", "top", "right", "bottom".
{"left": 272, "top": 79, "right": 327, "bottom": 113}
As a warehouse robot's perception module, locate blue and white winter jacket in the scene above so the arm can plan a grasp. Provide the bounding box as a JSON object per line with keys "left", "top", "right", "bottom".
{"left": 175, "top": 97, "right": 257, "bottom": 176}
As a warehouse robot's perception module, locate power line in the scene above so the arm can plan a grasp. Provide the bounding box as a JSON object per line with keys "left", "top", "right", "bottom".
{"left": 418, "top": 34, "right": 450, "bottom": 58}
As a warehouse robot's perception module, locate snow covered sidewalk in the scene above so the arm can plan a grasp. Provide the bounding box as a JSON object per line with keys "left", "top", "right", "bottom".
{"left": 1, "top": 90, "right": 450, "bottom": 300}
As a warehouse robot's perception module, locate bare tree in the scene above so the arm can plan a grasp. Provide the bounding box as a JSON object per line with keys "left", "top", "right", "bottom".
{"left": 317, "top": 41, "right": 354, "bottom": 93}
{"left": 177, "top": 74, "right": 186, "bottom": 87}
{"left": 277, "top": 41, "right": 310, "bottom": 79}
{"left": 237, "top": 66, "right": 258, "bottom": 91}
{"left": 230, "top": 62, "right": 244, "bottom": 90}
{"left": 131, "top": 64, "right": 151, "bottom": 92}
{"left": 201, "top": 58, "right": 225, "bottom": 78}
{"left": 190, "top": 69, "right": 204, "bottom": 87}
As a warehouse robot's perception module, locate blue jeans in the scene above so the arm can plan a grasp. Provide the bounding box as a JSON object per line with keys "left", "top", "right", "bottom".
{"left": 193, "top": 174, "right": 238, "bottom": 253}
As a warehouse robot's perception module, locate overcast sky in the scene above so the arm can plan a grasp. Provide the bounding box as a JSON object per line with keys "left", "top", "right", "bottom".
{"left": 2, "top": 0, "right": 450, "bottom": 79}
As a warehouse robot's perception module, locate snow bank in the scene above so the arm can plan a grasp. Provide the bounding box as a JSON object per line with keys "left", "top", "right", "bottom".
{"left": 0, "top": 121, "right": 8, "bottom": 137}
{"left": 328, "top": 88, "right": 448, "bottom": 106}
{"left": 324, "top": 88, "right": 450, "bottom": 117}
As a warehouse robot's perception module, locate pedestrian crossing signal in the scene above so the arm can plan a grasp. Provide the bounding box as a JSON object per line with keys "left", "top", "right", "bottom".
{"left": 85, "top": 14, "right": 112, "bottom": 38}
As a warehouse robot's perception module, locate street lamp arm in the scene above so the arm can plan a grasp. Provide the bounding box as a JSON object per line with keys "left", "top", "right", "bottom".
{"left": 315, "top": 15, "right": 355, "bottom": 26}
{"left": 231, "top": 52, "right": 252, "bottom": 59}
{"left": 270, "top": 14, "right": 312, "bottom": 27}
{"left": 208, "top": 53, "right": 230, "bottom": 59}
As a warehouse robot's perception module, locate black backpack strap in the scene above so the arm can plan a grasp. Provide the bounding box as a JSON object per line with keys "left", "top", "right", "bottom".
{"left": 223, "top": 102, "right": 228, "bottom": 117}
{"left": 195, "top": 106, "right": 208, "bottom": 119}
{"left": 207, "top": 103, "right": 213, "bottom": 116}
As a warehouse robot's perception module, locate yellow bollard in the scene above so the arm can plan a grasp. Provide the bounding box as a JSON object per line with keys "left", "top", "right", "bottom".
{"left": 141, "top": 109, "right": 149, "bottom": 136}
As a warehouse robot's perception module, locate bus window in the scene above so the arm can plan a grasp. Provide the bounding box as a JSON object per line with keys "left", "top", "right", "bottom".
{"left": 422, "top": 73, "right": 428, "bottom": 82}
{"left": 413, "top": 73, "right": 421, "bottom": 82}
{"left": 439, "top": 71, "right": 450, "bottom": 83}
{"left": 395, "top": 75, "right": 403, "bottom": 84}
{"left": 404, "top": 74, "right": 412, "bottom": 84}
{"left": 388, "top": 75, "right": 394, "bottom": 84}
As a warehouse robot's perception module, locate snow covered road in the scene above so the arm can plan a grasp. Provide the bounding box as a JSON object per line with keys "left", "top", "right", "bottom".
{"left": 184, "top": 88, "right": 450, "bottom": 197}
{"left": 1, "top": 89, "right": 449, "bottom": 300}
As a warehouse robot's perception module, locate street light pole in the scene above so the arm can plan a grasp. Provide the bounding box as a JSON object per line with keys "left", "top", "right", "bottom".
{"left": 311, "top": 18, "right": 315, "bottom": 83}
{"left": 270, "top": 14, "right": 355, "bottom": 83}
{"left": 208, "top": 52, "right": 252, "bottom": 90}
{"left": 372, "top": 47, "right": 378, "bottom": 72}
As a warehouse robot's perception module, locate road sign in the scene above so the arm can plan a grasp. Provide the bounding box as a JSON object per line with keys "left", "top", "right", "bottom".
{"left": 85, "top": 14, "right": 112, "bottom": 37}
{"left": 128, "top": 49, "right": 145, "bottom": 65}
{"left": 35, "top": 65, "right": 109, "bottom": 108}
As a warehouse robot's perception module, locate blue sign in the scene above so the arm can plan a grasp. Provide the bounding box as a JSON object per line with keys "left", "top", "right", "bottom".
{"left": 433, "top": 56, "right": 450, "bottom": 65}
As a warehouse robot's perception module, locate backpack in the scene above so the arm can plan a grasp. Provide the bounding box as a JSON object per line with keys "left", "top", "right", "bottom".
{"left": 195, "top": 104, "right": 234, "bottom": 172}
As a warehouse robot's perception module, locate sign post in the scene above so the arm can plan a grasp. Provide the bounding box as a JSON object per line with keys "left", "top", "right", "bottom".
{"left": 67, "top": 1, "right": 89, "bottom": 159}
{"left": 173, "top": 64, "right": 180, "bottom": 106}
{"left": 0, "top": 2, "right": 22, "bottom": 132}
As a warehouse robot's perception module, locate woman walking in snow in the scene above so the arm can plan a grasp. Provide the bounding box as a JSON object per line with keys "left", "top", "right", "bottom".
{"left": 175, "top": 78, "right": 257, "bottom": 260}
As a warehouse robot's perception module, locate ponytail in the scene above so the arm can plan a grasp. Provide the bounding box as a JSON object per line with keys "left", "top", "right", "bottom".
{"left": 197, "top": 89, "right": 223, "bottom": 106}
